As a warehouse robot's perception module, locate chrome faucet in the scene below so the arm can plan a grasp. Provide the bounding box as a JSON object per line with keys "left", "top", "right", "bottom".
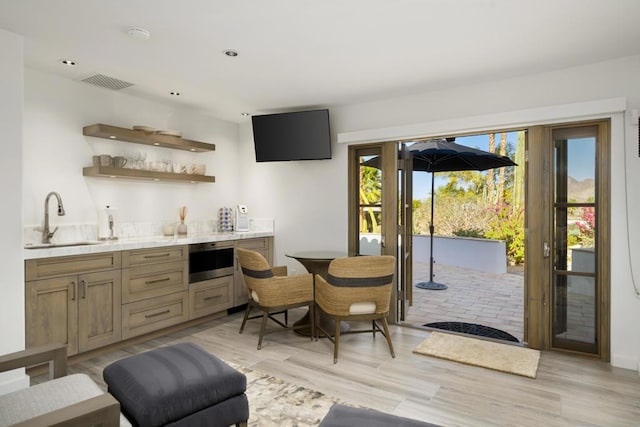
{"left": 43, "top": 191, "right": 66, "bottom": 243}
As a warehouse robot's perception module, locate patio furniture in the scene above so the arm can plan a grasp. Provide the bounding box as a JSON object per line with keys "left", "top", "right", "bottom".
{"left": 0, "top": 343, "right": 123, "bottom": 427}
{"left": 285, "top": 250, "right": 350, "bottom": 336}
{"left": 103, "top": 342, "right": 249, "bottom": 427}
{"left": 237, "top": 247, "right": 314, "bottom": 349}
{"left": 320, "top": 404, "right": 439, "bottom": 427}
{"left": 315, "top": 255, "right": 396, "bottom": 363}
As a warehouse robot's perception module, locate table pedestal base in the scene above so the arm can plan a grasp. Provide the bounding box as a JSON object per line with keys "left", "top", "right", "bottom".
{"left": 293, "top": 310, "right": 349, "bottom": 337}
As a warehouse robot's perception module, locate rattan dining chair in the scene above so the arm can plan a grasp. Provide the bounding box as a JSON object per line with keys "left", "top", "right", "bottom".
{"left": 236, "top": 247, "right": 314, "bottom": 349}
{"left": 314, "top": 255, "right": 396, "bottom": 363}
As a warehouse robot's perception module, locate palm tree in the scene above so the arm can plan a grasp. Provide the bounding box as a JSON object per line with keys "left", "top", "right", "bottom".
{"left": 486, "top": 133, "right": 496, "bottom": 203}
{"left": 497, "top": 132, "right": 507, "bottom": 204}
{"left": 359, "top": 166, "right": 382, "bottom": 233}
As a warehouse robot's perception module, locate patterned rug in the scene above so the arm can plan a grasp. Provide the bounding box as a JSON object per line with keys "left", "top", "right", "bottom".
{"left": 229, "top": 362, "right": 344, "bottom": 426}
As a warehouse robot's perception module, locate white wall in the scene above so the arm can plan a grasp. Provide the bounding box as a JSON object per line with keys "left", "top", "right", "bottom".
{"left": 238, "top": 123, "right": 348, "bottom": 272}
{"left": 0, "top": 29, "right": 28, "bottom": 393}
{"left": 241, "top": 54, "right": 640, "bottom": 371}
{"left": 23, "top": 69, "right": 241, "bottom": 232}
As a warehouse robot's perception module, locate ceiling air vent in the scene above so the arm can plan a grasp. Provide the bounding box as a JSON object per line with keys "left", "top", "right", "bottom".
{"left": 80, "top": 74, "right": 134, "bottom": 91}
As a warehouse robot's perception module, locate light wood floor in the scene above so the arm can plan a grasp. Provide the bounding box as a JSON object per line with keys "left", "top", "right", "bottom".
{"left": 65, "top": 308, "right": 640, "bottom": 427}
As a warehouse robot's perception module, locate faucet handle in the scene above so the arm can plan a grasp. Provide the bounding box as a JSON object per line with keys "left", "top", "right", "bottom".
{"left": 49, "top": 226, "right": 59, "bottom": 238}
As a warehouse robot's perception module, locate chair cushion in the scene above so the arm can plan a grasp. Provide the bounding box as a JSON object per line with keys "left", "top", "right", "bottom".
{"left": 0, "top": 373, "right": 131, "bottom": 427}
{"left": 319, "top": 404, "right": 439, "bottom": 427}
{"left": 349, "top": 301, "right": 376, "bottom": 314}
{"left": 103, "top": 342, "right": 247, "bottom": 427}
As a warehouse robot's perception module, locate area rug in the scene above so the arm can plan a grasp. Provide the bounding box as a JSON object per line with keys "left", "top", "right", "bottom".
{"left": 424, "top": 321, "right": 519, "bottom": 343}
{"left": 413, "top": 331, "right": 540, "bottom": 378}
{"left": 227, "top": 362, "right": 344, "bottom": 426}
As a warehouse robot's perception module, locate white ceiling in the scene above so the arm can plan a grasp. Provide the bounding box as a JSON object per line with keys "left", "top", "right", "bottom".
{"left": 1, "top": 0, "right": 639, "bottom": 122}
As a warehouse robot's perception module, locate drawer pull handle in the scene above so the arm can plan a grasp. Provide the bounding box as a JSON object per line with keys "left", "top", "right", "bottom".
{"left": 204, "top": 295, "right": 222, "bottom": 301}
{"left": 145, "top": 309, "right": 170, "bottom": 319}
{"left": 145, "top": 277, "right": 171, "bottom": 285}
{"left": 70, "top": 281, "right": 76, "bottom": 301}
{"left": 144, "top": 253, "right": 171, "bottom": 259}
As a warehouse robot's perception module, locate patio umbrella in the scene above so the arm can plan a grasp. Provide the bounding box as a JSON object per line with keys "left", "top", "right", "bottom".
{"left": 410, "top": 139, "right": 517, "bottom": 289}
{"left": 362, "top": 138, "right": 517, "bottom": 290}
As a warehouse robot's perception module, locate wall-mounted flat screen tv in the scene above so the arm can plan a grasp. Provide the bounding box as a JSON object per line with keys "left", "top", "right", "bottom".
{"left": 251, "top": 109, "right": 331, "bottom": 162}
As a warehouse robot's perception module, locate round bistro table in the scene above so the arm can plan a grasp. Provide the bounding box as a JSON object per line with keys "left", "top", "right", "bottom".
{"left": 285, "top": 250, "right": 350, "bottom": 336}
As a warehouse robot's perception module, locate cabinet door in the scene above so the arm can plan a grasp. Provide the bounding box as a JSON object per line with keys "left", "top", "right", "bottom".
{"left": 26, "top": 276, "right": 79, "bottom": 356}
{"left": 77, "top": 270, "right": 122, "bottom": 352}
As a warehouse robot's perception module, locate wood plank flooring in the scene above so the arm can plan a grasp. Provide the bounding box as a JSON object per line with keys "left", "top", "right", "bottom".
{"left": 61, "top": 308, "right": 640, "bottom": 426}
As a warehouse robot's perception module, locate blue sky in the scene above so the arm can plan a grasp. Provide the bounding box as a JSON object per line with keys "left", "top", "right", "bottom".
{"left": 411, "top": 133, "right": 518, "bottom": 200}
{"left": 410, "top": 133, "right": 596, "bottom": 200}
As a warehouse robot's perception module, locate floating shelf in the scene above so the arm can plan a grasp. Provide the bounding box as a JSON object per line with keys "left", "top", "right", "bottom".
{"left": 83, "top": 123, "right": 216, "bottom": 152}
{"left": 83, "top": 166, "right": 215, "bottom": 183}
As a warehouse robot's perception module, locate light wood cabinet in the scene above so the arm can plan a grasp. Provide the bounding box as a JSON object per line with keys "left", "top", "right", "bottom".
{"left": 121, "top": 245, "right": 188, "bottom": 339}
{"left": 25, "top": 260, "right": 122, "bottom": 356}
{"left": 25, "top": 237, "right": 274, "bottom": 355}
{"left": 234, "top": 237, "right": 273, "bottom": 306}
{"left": 189, "top": 276, "right": 233, "bottom": 320}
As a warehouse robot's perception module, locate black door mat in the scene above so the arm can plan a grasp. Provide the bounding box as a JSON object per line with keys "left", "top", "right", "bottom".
{"left": 423, "top": 321, "right": 519, "bottom": 343}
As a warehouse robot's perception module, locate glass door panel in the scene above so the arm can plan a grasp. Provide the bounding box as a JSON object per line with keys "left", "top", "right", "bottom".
{"left": 357, "top": 147, "right": 383, "bottom": 256}
{"left": 552, "top": 126, "right": 598, "bottom": 352}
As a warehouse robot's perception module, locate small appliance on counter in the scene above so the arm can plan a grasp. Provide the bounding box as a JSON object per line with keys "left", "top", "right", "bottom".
{"left": 218, "top": 207, "right": 233, "bottom": 233}
{"left": 235, "top": 205, "right": 249, "bottom": 232}
{"left": 98, "top": 205, "right": 118, "bottom": 240}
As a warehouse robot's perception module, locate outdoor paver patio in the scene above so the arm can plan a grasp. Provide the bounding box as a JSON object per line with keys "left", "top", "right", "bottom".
{"left": 403, "top": 261, "right": 525, "bottom": 342}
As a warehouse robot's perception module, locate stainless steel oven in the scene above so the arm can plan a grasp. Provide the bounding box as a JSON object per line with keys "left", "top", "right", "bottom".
{"left": 188, "top": 242, "right": 235, "bottom": 283}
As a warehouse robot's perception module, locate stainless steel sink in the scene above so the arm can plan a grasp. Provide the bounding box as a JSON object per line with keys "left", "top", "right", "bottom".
{"left": 24, "top": 241, "right": 102, "bottom": 249}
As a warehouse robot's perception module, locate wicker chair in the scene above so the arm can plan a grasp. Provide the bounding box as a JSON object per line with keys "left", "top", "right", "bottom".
{"left": 236, "top": 247, "right": 314, "bottom": 349}
{"left": 315, "top": 255, "right": 396, "bottom": 363}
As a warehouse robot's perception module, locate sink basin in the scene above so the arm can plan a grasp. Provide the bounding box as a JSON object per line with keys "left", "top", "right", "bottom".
{"left": 24, "top": 241, "right": 102, "bottom": 249}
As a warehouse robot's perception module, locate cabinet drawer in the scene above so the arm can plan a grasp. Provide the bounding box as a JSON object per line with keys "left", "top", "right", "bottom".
{"left": 25, "top": 252, "right": 121, "bottom": 281}
{"left": 189, "top": 276, "right": 233, "bottom": 320}
{"left": 236, "top": 238, "right": 269, "bottom": 251}
{"left": 122, "top": 292, "right": 188, "bottom": 339}
{"left": 122, "top": 245, "right": 187, "bottom": 267}
{"left": 122, "top": 260, "right": 188, "bottom": 303}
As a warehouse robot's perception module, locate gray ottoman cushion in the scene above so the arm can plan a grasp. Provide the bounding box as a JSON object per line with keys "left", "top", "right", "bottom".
{"left": 103, "top": 342, "right": 247, "bottom": 427}
{"left": 320, "top": 404, "right": 439, "bottom": 427}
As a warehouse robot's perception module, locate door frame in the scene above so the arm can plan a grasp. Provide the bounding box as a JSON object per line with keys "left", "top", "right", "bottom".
{"left": 526, "top": 120, "right": 610, "bottom": 360}
{"left": 348, "top": 142, "right": 402, "bottom": 323}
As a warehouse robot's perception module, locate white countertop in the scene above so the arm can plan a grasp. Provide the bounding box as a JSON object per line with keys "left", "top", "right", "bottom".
{"left": 24, "top": 231, "right": 274, "bottom": 260}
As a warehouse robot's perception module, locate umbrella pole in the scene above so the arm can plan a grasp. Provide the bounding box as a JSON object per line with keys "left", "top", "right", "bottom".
{"left": 416, "top": 172, "right": 448, "bottom": 290}
{"left": 429, "top": 171, "right": 435, "bottom": 282}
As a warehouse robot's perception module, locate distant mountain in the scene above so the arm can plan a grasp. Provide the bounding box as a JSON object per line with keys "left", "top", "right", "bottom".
{"left": 567, "top": 176, "right": 595, "bottom": 202}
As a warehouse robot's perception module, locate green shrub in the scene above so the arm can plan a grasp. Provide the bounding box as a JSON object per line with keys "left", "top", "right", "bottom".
{"left": 452, "top": 228, "right": 485, "bottom": 238}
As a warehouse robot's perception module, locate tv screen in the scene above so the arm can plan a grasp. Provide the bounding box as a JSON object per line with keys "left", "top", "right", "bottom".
{"left": 251, "top": 109, "right": 332, "bottom": 162}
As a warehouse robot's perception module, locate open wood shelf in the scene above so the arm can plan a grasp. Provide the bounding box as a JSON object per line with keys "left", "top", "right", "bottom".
{"left": 83, "top": 123, "right": 215, "bottom": 152}
{"left": 83, "top": 166, "right": 215, "bottom": 183}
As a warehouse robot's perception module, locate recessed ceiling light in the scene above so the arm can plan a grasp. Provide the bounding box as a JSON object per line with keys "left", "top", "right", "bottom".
{"left": 223, "top": 49, "right": 239, "bottom": 57}
{"left": 60, "top": 59, "right": 77, "bottom": 66}
{"left": 170, "top": 91, "right": 180, "bottom": 96}
{"left": 127, "top": 27, "right": 151, "bottom": 40}
{"left": 241, "top": 112, "right": 250, "bottom": 116}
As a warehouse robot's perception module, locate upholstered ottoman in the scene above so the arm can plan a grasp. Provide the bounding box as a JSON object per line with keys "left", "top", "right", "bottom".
{"left": 320, "top": 404, "right": 439, "bottom": 427}
{"left": 103, "top": 342, "right": 249, "bottom": 427}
